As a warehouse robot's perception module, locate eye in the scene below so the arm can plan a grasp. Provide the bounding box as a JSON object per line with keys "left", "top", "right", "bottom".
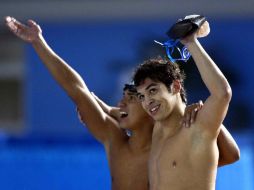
{"left": 128, "top": 95, "right": 136, "bottom": 102}
{"left": 149, "top": 88, "right": 157, "bottom": 95}
{"left": 137, "top": 94, "right": 145, "bottom": 102}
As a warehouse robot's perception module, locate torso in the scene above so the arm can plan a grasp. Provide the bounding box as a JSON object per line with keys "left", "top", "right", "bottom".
{"left": 104, "top": 138, "right": 150, "bottom": 190}
{"left": 149, "top": 124, "right": 219, "bottom": 190}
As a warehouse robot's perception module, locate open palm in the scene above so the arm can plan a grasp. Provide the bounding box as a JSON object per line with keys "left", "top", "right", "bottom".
{"left": 5, "top": 16, "right": 41, "bottom": 43}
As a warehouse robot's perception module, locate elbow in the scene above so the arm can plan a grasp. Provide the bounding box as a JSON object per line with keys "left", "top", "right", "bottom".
{"left": 227, "top": 146, "right": 241, "bottom": 165}
{"left": 229, "top": 148, "right": 241, "bottom": 165}
{"left": 218, "top": 148, "right": 240, "bottom": 167}
{"left": 234, "top": 146, "right": 241, "bottom": 162}
{"left": 223, "top": 86, "right": 232, "bottom": 102}
{"left": 225, "top": 84, "right": 232, "bottom": 100}
{"left": 217, "top": 84, "right": 232, "bottom": 103}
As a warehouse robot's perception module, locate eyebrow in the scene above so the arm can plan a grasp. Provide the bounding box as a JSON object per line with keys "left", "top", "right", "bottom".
{"left": 136, "top": 83, "right": 158, "bottom": 96}
{"left": 127, "top": 92, "right": 137, "bottom": 96}
{"left": 145, "top": 83, "right": 158, "bottom": 90}
{"left": 123, "top": 91, "right": 137, "bottom": 96}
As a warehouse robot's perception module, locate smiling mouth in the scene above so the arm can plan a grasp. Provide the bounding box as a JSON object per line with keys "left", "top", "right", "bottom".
{"left": 120, "top": 112, "right": 128, "bottom": 118}
{"left": 149, "top": 105, "right": 160, "bottom": 115}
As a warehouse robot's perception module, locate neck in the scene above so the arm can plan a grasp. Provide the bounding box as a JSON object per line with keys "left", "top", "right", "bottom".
{"left": 128, "top": 122, "right": 153, "bottom": 151}
{"left": 156, "top": 100, "right": 186, "bottom": 137}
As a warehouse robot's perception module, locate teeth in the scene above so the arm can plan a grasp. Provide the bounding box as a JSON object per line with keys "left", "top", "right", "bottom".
{"left": 120, "top": 112, "right": 128, "bottom": 118}
{"left": 151, "top": 107, "right": 156, "bottom": 112}
{"left": 150, "top": 105, "right": 159, "bottom": 113}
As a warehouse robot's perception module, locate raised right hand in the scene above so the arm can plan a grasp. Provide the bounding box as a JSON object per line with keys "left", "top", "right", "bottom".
{"left": 5, "top": 16, "right": 41, "bottom": 43}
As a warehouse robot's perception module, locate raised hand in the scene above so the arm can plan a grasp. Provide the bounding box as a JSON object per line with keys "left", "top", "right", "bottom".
{"left": 196, "top": 21, "right": 210, "bottom": 38}
{"left": 181, "top": 21, "right": 210, "bottom": 45}
{"left": 5, "top": 16, "right": 41, "bottom": 43}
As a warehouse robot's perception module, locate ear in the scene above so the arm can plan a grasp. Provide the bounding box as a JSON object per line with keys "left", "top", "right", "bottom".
{"left": 170, "top": 80, "right": 181, "bottom": 94}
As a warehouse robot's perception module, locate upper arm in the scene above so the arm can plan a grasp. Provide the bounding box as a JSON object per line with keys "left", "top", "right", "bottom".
{"left": 74, "top": 86, "right": 125, "bottom": 144}
{"left": 194, "top": 90, "right": 232, "bottom": 138}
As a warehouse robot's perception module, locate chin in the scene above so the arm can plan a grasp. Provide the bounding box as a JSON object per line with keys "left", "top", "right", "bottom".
{"left": 119, "top": 123, "right": 127, "bottom": 129}
{"left": 152, "top": 113, "right": 167, "bottom": 122}
{"left": 119, "top": 121, "right": 130, "bottom": 130}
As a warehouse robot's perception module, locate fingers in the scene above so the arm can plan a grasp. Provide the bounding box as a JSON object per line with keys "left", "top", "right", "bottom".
{"left": 27, "top": 19, "right": 37, "bottom": 26}
{"left": 198, "top": 100, "right": 203, "bottom": 107}
{"left": 182, "top": 107, "right": 196, "bottom": 128}
{"left": 5, "top": 16, "right": 27, "bottom": 36}
{"left": 196, "top": 100, "right": 203, "bottom": 111}
{"left": 185, "top": 111, "right": 191, "bottom": 128}
{"left": 182, "top": 100, "right": 204, "bottom": 128}
{"left": 5, "top": 16, "right": 18, "bottom": 33}
{"left": 5, "top": 16, "right": 12, "bottom": 23}
{"left": 189, "top": 100, "right": 203, "bottom": 123}
{"left": 27, "top": 19, "right": 41, "bottom": 31}
{"left": 181, "top": 108, "right": 187, "bottom": 128}
{"left": 180, "top": 111, "right": 190, "bottom": 128}
{"left": 111, "top": 107, "right": 121, "bottom": 120}
{"left": 190, "top": 108, "right": 198, "bottom": 123}
{"left": 182, "top": 103, "right": 193, "bottom": 127}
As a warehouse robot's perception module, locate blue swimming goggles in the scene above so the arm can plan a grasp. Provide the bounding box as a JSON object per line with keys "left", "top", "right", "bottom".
{"left": 154, "top": 39, "right": 191, "bottom": 63}
{"left": 155, "top": 14, "right": 206, "bottom": 63}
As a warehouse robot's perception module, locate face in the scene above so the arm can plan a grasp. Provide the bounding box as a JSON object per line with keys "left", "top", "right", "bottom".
{"left": 136, "top": 78, "right": 178, "bottom": 121}
{"left": 118, "top": 89, "right": 153, "bottom": 129}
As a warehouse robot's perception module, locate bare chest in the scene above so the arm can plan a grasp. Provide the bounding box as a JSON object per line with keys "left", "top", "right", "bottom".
{"left": 149, "top": 129, "right": 191, "bottom": 174}
{"left": 106, "top": 144, "right": 150, "bottom": 190}
{"left": 149, "top": 127, "right": 218, "bottom": 190}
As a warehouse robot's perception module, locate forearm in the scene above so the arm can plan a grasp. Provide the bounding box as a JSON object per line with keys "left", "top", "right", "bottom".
{"left": 186, "top": 39, "right": 232, "bottom": 99}
{"left": 32, "top": 34, "right": 87, "bottom": 100}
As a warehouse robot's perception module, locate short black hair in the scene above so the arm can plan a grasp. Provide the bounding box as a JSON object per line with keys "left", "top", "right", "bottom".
{"left": 123, "top": 83, "right": 137, "bottom": 93}
{"left": 132, "top": 57, "right": 187, "bottom": 104}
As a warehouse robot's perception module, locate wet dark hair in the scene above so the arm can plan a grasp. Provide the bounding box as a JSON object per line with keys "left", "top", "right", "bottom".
{"left": 132, "top": 57, "right": 187, "bottom": 104}
{"left": 123, "top": 84, "right": 137, "bottom": 93}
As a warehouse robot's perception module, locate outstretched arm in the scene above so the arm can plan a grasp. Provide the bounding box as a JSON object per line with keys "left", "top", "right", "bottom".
{"left": 5, "top": 16, "right": 124, "bottom": 143}
{"left": 182, "top": 21, "right": 232, "bottom": 138}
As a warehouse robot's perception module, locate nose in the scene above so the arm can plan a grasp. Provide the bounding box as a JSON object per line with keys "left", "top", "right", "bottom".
{"left": 145, "top": 96, "right": 154, "bottom": 107}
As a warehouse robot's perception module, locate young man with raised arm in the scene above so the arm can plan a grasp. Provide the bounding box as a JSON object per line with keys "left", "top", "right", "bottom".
{"left": 133, "top": 21, "right": 236, "bottom": 189}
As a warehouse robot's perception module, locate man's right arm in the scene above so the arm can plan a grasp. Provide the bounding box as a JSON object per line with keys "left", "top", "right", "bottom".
{"left": 182, "top": 21, "right": 232, "bottom": 138}
{"left": 5, "top": 16, "right": 124, "bottom": 144}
